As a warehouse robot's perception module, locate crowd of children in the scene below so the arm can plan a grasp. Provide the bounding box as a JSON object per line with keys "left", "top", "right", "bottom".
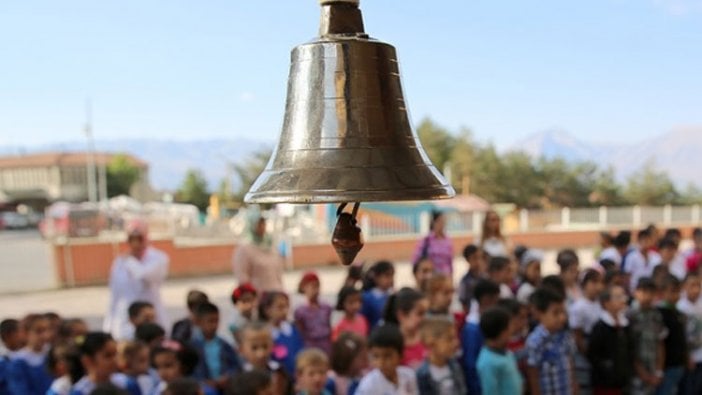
{"left": 2, "top": 224, "right": 702, "bottom": 395}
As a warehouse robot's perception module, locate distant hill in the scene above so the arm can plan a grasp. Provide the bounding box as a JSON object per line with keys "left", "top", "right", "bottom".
{"left": 0, "top": 139, "right": 273, "bottom": 191}
{"left": 509, "top": 128, "right": 702, "bottom": 187}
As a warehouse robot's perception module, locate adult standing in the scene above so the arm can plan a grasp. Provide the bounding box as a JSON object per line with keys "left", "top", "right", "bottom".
{"left": 103, "top": 219, "right": 169, "bottom": 340}
{"left": 232, "top": 213, "right": 284, "bottom": 292}
{"left": 480, "top": 210, "right": 511, "bottom": 258}
{"left": 412, "top": 211, "right": 454, "bottom": 276}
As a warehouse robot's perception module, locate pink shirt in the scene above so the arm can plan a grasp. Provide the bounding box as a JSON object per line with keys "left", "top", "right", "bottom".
{"left": 332, "top": 314, "right": 369, "bottom": 341}
{"left": 412, "top": 233, "right": 454, "bottom": 275}
{"left": 402, "top": 342, "right": 428, "bottom": 370}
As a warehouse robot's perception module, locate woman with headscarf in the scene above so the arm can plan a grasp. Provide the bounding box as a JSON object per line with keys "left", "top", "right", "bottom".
{"left": 232, "top": 213, "right": 284, "bottom": 292}
{"left": 480, "top": 209, "right": 511, "bottom": 258}
{"left": 411, "top": 211, "right": 454, "bottom": 276}
{"left": 103, "top": 219, "right": 169, "bottom": 340}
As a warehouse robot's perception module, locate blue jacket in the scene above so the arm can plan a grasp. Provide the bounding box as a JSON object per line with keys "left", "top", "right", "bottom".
{"left": 461, "top": 321, "right": 484, "bottom": 395}
{"left": 7, "top": 351, "right": 53, "bottom": 395}
{"left": 0, "top": 356, "right": 8, "bottom": 395}
{"left": 271, "top": 322, "right": 305, "bottom": 376}
{"left": 416, "top": 358, "right": 467, "bottom": 395}
{"left": 361, "top": 289, "right": 389, "bottom": 329}
{"left": 189, "top": 332, "right": 241, "bottom": 381}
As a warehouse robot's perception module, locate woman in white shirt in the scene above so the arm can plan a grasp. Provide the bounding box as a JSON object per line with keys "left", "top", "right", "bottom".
{"left": 480, "top": 210, "right": 511, "bottom": 258}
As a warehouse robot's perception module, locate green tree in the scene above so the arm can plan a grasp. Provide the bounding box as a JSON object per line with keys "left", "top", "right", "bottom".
{"left": 176, "top": 169, "right": 210, "bottom": 211}
{"left": 416, "top": 118, "right": 455, "bottom": 173}
{"left": 677, "top": 183, "right": 702, "bottom": 205}
{"left": 448, "top": 128, "right": 476, "bottom": 194}
{"left": 105, "top": 154, "right": 141, "bottom": 197}
{"left": 623, "top": 160, "right": 678, "bottom": 205}
{"left": 232, "top": 148, "right": 273, "bottom": 202}
{"left": 590, "top": 166, "right": 626, "bottom": 206}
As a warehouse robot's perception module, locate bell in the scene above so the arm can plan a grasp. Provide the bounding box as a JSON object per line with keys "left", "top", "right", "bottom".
{"left": 332, "top": 202, "right": 364, "bottom": 265}
{"left": 244, "top": 0, "right": 455, "bottom": 204}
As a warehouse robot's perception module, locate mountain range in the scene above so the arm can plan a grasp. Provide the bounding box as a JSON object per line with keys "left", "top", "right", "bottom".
{"left": 1, "top": 127, "right": 699, "bottom": 191}
{"left": 509, "top": 128, "right": 702, "bottom": 187}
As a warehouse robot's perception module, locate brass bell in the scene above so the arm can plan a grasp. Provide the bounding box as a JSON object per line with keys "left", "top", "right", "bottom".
{"left": 244, "top": 0, "right": 455, "bottom": 204}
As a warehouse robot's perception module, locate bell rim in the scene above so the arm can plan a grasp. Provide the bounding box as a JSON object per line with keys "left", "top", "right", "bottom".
{"left": 244, "top": 185, "right": 456, "bottom": 204}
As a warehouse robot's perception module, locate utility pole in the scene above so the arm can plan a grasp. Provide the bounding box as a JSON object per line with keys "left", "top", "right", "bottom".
{"left": 85, "top": 99, "right": 98, "bottom": 203}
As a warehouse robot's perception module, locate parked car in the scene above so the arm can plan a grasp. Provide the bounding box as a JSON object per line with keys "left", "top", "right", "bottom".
{"left": 0, "top": 211, "right": 30, "bottom": 229}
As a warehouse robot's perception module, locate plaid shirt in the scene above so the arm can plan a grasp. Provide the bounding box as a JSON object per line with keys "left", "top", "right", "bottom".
{"left": 526, "top": 325, "right": 575, "bottom": 395}
{"left": 628, "top": 306, "right": 666, "bottom": 372}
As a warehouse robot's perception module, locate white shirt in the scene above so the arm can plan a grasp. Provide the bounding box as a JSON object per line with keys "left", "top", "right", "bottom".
{"left": 677, "top": 295, "right": 702, "bottom": 363}
{"left": 499, "top": 284, "right": 514, "bottom": 299}
{"left": 482, "top": 237, "right": 508, "bottom": 258}
{"left": 599, "top": 247, "right": 622, "bottom": 266}
{"left": 624, "top": 249, "right": 661, "bottom": 291}
{"left": 569, "top": 297, "right": 602, "bottom": 335}
{"left": 428, "top": 364, "right": 455, "bottom": 395}
{"left": 103, "top": 247, "right": 170, "bottom": 340}
{"left": 667, "top": 254, "right": 687, "bottom": 280}
{"left": 355, "top": 367, "right": 419, "bottom": 395}
{"left": 516, "top": 282, "right": 536, "bottom": 304}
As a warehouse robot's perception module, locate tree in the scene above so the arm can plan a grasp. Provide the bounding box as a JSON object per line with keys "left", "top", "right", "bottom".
{"left": 106, "top": 154, "right": 141, "bottom": 197}
{"left": 416, "top": 118, "right": 455, "bottom": 173}
{"left": 623, "top": 160, "right": 679, "bottom": 205}
{"left": 232, "top": 148, "right": 273, "bottom": 202}
{"left": 589, "top": 166, "right": 626, "bottom": 206}
{"left": 448, "top": 128, "right": 476, "bottom": 194}
{"left": 176, "top": 169, "right": 210, "bottom": 211}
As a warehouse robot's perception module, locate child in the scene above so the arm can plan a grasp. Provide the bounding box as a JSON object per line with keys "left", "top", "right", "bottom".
{"left": 117, "top": 341, "right": 156, "bottom": 395}
{"left": 332, "top": 286, "right": 369, "bottom": 341}
{"left": 46, "top": 343, "right": 83, "bottom": 395}
{"left": 568, "top": 268, "right": 604, "bottom": 395}
{"left": 412, "top": 258, "right": 435, "bottom": 293}
{"left": 230, "top": 283, "right": 258, "bottom": 346}
{"left": 556, "top": 249, "right": 581, "bottom": 306}
{"left": 587, "top": 285, "right": 631, "bottom": 395}
{"left": 458, "top": 244, "right": 485, "bottom": 312}
{"left": 462, "top": 279, "right": 501, "bottom": 395}
{"left": 476, "top": 307, "right": 523, "bottom": 395}
{"left": 296, "top": 348, "right": 332, "bottom": 395}
{"left": 124, "top": 301, "right": 156, "bottom": 341}
{"left": 259, "top": 291, "right": 304, "bottom": 376}
{"left": 326, "top": 332, "right": 367, "bottom": 395}
{"left": 383, "top": 287, "right": 429, "bottom": 369}
{"left": 627, "top": 277, "right": 665, "bottom": 394}
{"left": 416, "top": 317, "right": 466, "bottom": 395}
{"left": 237, "top": 321, "right": 291, "bottom": 395}
{"left": 355, "top": 324, "right": 418, "bottom": 395}
{"left": 525, "top": 287, "right": 576, "bottom": 395}
{"left": 624, "top": 229, "right": 662, "bottom": 293}
{"left": 656, "top": 274, "right": 689, "bottom": 394}
{"left": 172, "top": 290, "right": 209, "bottom": 344}
{"left": 361, "top": 261, "right": 395, "bottom": 329}
{"left": 163, "top": 377, "right": 205, "bottom": 395}
{"left": 70, "top": 332, "right": 124, "bottom": 394}
{"left": 677, "top": 272, "right": 702, "bottom": 395}
{"left": 189, "top": 302, "right": 241, "bottom": 390}
{"left": 496, "top": 299, "right": 529, "bottom": 381}
{"left": 425, "top": 273, "right": 454, "bottom": 319}
{"left": 7, "top": 314, "right": 54, "bottom": 395}
{"left": 0, "top": 318, "right": 25, "bottom": 357}
{"left": 151, "top": 340, "right": 216, "bottom": 395}
{"left": 516, "top": 249, "right": 542, "bottom": 303}
{"left": 487, "top": 256, "right": 514, "bottom": 298}
{"left": 659, "top": 237, "right": 686, "bottom": 281}
{"left": 224, "top": 369, "right": 273, "bottom": 395}
{"left": 135, "top": 323, "right": 166, "bottom": 349}
{"left": 295, "top": 272, "right": 333, "bottom": 355}
{"left": 58, "top": 319, "right": 89, "bottom": 344}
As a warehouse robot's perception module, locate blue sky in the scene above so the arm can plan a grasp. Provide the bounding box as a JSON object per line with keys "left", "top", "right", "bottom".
{"left": 1, "top": 0, "right": 701, "bottom": 149}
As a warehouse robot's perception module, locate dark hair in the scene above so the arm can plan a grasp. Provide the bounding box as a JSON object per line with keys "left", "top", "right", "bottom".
{"left": 430, "top": 210, "right": 444, "bottom": 231}
{"left": 22, "top": 313, "right": 48, "bottom": 332}
{"left": 496, "top": 298, "right": 525, "bottom": 316}
{"left": 599, "top": 285, "right": 624, "bottom": 305}
{"left": 658, "top": 237, "right": 678, "bottom": 250}
{"left": 362, "top": 261, "right": 395, "bottom": 291}
{"left": 693, "top": 227, "right": 702, "bottom": 239}
{"left": 613, "top": 231, "right": 631, "bottom": 248}
{"left": 194, "top": 301, "right": 219, "bottom": 318}
{"left": 151, "top": 341, "right": 199, "bottom": 376}
{"left": 604, "top": 269, "right": 622, "bottom": 286}
{"left": 636, "top": 277, "right": 657, "bottom": 291}
{"left": 135, "top": 323, "right": 166, "bottom": 344}
{"left": 473, "top": 279, "right": 500, "bottom": 304}
{"left": 336, "top": 286, "right": 362, "bottom": 311}
{"left": 47, "top": 342, "right": 84, "bottom": 383}
{"left": 487, "top": 256, "right": 510, "bottom": 274}
{"left": 90, "top": 383, "right": 129, "bottom": 395}
{"left": 541, "top": 275, "right": 566, "bottom": 298}
{"left": 368, "top": 324, "right": 404, "bottom": 355}
{"left": 556, "top": 249, "right": 579, "bottom": 271}
{"left": 599, "top": 259, "right": 617, "bottom": 272}
{"left": 665, "top": 228, "right": 682, "bottom": 240}
{"left": 128, "top": 301, "right": 153, "bottom": 320}
{"left": 479, "top": 307, "right": 511, "bottom": 340}
{"left": 331, "top": 332, "right": 365, "bottom": 375}
{"left": 580, "top": 268, "right": 602, "bottom": 288}
{"left": 346, "top": 264, "right": 364, "bottom": 284}
{"left": 462, "top": 244, "right": 479, "bottom": 261}
{"left": 225, "top": 369, "right": 272, "bottom": 395}
{"left": 44, "top": 312, "right": 61, "bottom": 322}
{"left": 660, "top": 274, "right": 682, "bottom": 291}
{"left": 58, "top": 319, "right": 87, "bottom": 343}
{"left": 685, "top": 271, "right": 701, "bottom": 282}
{"left": 412, "top": 258, "right": 433, "bottom": 275}
{"left": 79, "top": 332, "right": 114, "bottom": 358}
{"left": 530, "top": 287, "right": 565, "bottom": 312}
{"left": 0, "top": 319, "right": 19, "bottom": 340}
{"left": 258, "top": 291, "right": 289, "bottom": 321}
{"left": 600, "top": 232, "right": 614, "bottom": 245}
{"left": 186, "top": 290, "right": 209, "bottom": 312}
{"left": 164, "top": 377, "right": 201, "bottom": 395}
{"left": 513, "top": 245, "right": 528, "bottom": 263}
{"left": 637, "top": 229, "right": 651, "bottom": 241}
{"left": 382, "top": 287, "right": 425, "bottom": 324}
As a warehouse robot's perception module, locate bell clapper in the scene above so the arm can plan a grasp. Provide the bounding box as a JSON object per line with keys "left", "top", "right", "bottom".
{"left": 331, "top": 202, "right": 364, "bottom": 266}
